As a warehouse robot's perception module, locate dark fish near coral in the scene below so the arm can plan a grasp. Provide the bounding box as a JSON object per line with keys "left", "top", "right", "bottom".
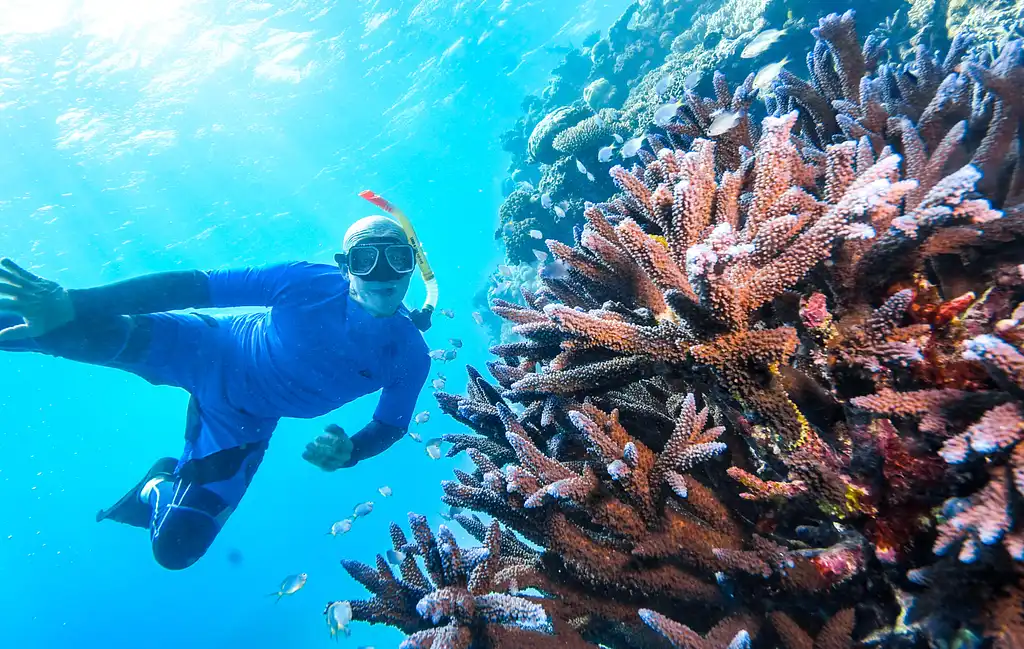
{"left": 386, "top": 549, "right": 406, "bottom": 565}
{"left": 443, "top": 348, "right": 457, "bottom": 361}
{"left": 440, "top": 505, "right": 463, "bottom": 521}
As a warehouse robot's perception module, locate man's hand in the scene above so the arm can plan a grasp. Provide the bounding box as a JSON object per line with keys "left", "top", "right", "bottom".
{"left": 0, "top": 258, "right": 75, "bottom": 341}
{"left": 409, "top": 306, "right": 432, "bottom": 332}
{"left": 302, "top": 424, "right": 354, "bottom": 471}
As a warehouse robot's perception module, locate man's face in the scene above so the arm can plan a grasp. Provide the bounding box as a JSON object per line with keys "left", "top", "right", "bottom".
{"left": 337, "top": 237, "right": 414, "bottom": 317}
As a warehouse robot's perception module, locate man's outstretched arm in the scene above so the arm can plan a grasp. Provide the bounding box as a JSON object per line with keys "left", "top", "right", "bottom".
{"left": 68, "top": 262, "right": 310, "bottom": 319}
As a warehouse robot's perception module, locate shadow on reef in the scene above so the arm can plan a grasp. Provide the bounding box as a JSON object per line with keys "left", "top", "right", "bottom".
{"left": 339, "top": 5, "right": 1024, "bottom": 649}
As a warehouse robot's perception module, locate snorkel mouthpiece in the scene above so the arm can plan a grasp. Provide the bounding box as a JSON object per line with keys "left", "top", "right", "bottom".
{"left": 358, "top": 190, "right": 438, "bottom": 313}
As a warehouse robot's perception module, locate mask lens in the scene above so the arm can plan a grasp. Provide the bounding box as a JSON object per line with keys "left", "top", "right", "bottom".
{"left": 384, "top": 245, "right": 415, "bottom": 274}
{"left": 348, "top": 246, "right": 380, "bottom": 275}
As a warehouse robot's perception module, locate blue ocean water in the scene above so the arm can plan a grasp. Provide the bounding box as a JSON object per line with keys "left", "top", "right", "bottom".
{"left": 0, "top": 1, "right": 629, "bottom": 646}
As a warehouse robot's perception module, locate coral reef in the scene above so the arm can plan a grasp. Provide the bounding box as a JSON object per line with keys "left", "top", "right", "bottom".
{"left": 342, "top": 9, "right": 1024, "bottom": 649}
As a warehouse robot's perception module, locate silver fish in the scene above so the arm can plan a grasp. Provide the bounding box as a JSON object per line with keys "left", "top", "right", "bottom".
{"left": 269, "top": 573, "right": 307, "bottom": 601}
{"left": 533, "top": 249, "right": 548, "bottom": 263}
{"left": 471, "top": 311, "right": 484, "bottom": 325}
{"left": 707, "top": 109, "right": 743, "bottom": 136}
{"left": 741, "top": 28, "right": 786, "bottom": 59}
{"left": 683, "top": 69, "right": 702, "bottom": 90}
{"left": 440, "top": 505, "right": 463, "bottom": 521}
{"left": 414, "top": 411, "right": 430, "bottom": 425}
{"left": 327, "top": 518, "right": 353, "bottom": 536}
{"left": 386, "top": 549, "right": 407, "bottom": 565}
{"left": 620, "top": 136, "right": 645, "bottom": 158}
{"left": 497, "top": 264, "right": 512, "bottom": 277}
{"left": 438, "top": 308, "right": 455, "bottom": 318}
{"left": 598, "top": 145, "right": 615, "bottom": 163}
{"left": 325, "top": 600, "right": 353, "bottom": 639}
{"left": 425, "top": 440, "right": 443, "bottom": 460}
{"left": 528, "top": 229, "right": 543, "bottom": 239}
{"left": 428, "top": 349, "right": 446, "bottom": 360}
{"left": 593, "top": 114, "right": 605, "bottom": 128}
{"left": 353, "top": 501, "right": 374, "bottom": 518}
{"left": 612, "top": 133, "right": 624, "bottom": 145}
{"left": 542, "top": 260, "right": 569, "bottom": 280}
{"left": 575, "top": 159, "right": 587, "bottom": 174}
{"left": 540, "top": 192, "right": 552, "bottom": 209}
{"left": 654, "top": 73, "right": 672, "bottom": 95}
{"left": 752, "top": 57, "right": 789, "bottom": 91}
{"left": 378, "top": 485, "right": 393, "bottom": 497}
{"left": 409, "top": 430, "right": 423, "bottom": 442}
{"left": 653, "top": 101, "right": 682, "bottom": 126}
{"left": 443, "top": 349, "right": 457, "bottom": 361}
{"left": 553, "top": 205, "right": 566, "bottom": 220}
{"left": 431, "top": 377, "right": 446, "bottom": 390}
{"left": 586, "top": 171, "right": 595, "bottom": 182}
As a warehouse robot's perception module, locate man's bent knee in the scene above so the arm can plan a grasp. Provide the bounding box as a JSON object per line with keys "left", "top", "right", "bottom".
{"left": 151, "top": 505, "right": 220, "bottom": 570}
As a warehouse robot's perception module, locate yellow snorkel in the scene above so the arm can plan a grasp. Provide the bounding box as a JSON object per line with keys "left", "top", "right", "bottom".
{"left": 358, "top": 190, "right": 438, "bottom": 316}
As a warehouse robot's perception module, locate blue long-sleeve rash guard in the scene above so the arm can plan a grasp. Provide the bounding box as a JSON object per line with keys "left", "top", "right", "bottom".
{"left": 69, "top": 262, "right": 430, "bottom": 464}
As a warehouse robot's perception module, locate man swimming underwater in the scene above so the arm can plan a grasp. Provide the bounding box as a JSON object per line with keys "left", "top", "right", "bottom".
{"left": 0, "top": 214, "right": 431, "bottom": 570}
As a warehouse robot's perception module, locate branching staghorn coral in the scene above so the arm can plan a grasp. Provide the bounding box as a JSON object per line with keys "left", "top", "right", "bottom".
{"left": 343, "top": 13, "right": 1024, "bottom": 649}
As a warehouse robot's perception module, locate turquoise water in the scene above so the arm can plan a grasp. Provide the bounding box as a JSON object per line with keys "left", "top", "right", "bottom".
{"left": 0, "top": 1, "right": 629, "bottom": 646}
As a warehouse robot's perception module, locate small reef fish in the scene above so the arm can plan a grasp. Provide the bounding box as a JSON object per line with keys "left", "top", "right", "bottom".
{"left": 353, "top": 501, "right": 374, "bottom": 518}
{"left": 528, "top": 229, "right": 543, "bottom": 239}
{"left": 425, "top": 438, "right": 443, "bottom": 460}
{"left": 593, "top": 114, "right": 605, "bottom": 128}
{"left": 409, "top": 430, "right": 423, "bottom": 442}
{"left": 386, "top": 549, "right": 406, "bottom": 565}
{"left": 269, "top": 573, "right": 307, "bottom": 602}
{"left": 443, "top": 349, "right": 458, "bottom": 361}
{"left": 553, "top": 205, "right": 566, "bottom": 220}
{"left": 440, "top": 505, "right": 463, "bottom": 521}
{"left": 497, "top": 264, "right": 512, "bottom": 277}
{"left": 533, "top": 249, "right": 548, "bottom": 263}
{"left": 683, "top": 69, "right": 702, "bottom": 90}
{"left": 324, "top": 600, "right": 353, "bottom": 639}
{"left": 741, "top": 28, "right": 786, "bottom": 58}
{"left": 752, "top": 57, "right": 789, "bottom": 91}
{"left": 327, "top": 518, "right": 353, "bottom": 536}
{"left": 575, "top": 158, "right": 588, "bottom": 174}
{"left": 448, "top": 339, "right": 462, "bottom": 349}
{"left": 429, "top": 349, "right": 446, "bottom": 360}
{"left": 654, "top": 73, "right": 672, "bottom": 95}
{"left": 653, "top": 101, "right": 682, "bottom": 126}
{"left": 471, "top": 311, "right": 484, "bottom": 325}
{"left": 586, "top": 171, "right": 595, "bottom": 182}
{"left": 414, "top": 411, "right": 430, "bottom": 425}
{"left": 378, "top": 485, "right": 393, "bottom": 497}
{"left": 612, "top": 133, "right": 624, "bottom": 144}
{"left": 431, "top": 377, "right": 446, "bottom": 390}
{"left": 598, "top": 145, "right": 615, "bottom": 163}
{"left": 438, "top": 308, "right": 455, "bottom": 319}
{"left": 708, "top": 109, "right": 743, "bottom": 136}
{"left": 494, "top": 279, "right": 512, "bottom": 294}
{"left": 540, "top": 192, "right": 552, "bottom": 209}
{"left": 621, "top": 136, "right": 645, "bottom": 158}
{"left": 542, "top": 260, "right": 569, "bottom": 280}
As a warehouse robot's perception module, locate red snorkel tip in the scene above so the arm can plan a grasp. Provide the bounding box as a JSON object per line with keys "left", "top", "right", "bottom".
{"left": 359, "top": 190, "right": 394, "bottom": 213}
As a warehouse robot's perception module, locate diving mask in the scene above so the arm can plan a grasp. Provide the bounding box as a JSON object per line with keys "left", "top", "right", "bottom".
{"left": 343, "top": 243, "right": 415, "bottom": 279}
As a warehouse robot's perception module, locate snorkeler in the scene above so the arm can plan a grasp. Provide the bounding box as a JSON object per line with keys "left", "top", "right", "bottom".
{"left": 0, "top": 205, "right": 434, "bottom": 570}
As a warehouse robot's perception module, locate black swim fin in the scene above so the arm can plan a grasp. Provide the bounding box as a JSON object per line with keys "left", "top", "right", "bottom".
{"left": 96, "top": 457, "right": 178, "bottom": 529}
